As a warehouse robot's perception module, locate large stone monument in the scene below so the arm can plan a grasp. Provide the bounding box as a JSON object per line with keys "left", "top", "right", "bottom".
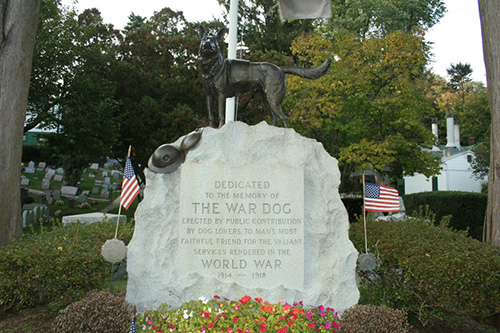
{"left": 126, "top": 121, "right": 359, "bottom": 312}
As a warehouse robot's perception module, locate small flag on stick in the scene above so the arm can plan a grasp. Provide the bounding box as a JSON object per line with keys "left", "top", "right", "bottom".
{"left": 120, "top": 155, "right": 140, "bottom": 210}
{"left": 364, "top": 182, "right": 400, "bottom": 213}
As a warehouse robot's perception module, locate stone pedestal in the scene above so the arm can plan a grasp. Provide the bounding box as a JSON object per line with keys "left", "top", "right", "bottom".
{"left": 126, "top": 121, "right": 359, "bottom": 312}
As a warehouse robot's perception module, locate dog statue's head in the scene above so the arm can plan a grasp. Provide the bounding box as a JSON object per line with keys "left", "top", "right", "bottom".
{"left": 198, "top": 26, "right": 227, "bottom": 58}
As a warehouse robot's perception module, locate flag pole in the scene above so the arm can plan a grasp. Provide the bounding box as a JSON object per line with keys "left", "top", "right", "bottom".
{"left": 362, "top": 171, "right": 368, "bottom": 254}
{"left": 225, "top": 0, "right": 238, "bottom": 124}
{"left": 114, "top": 145, "right": 131, "bottom": 239}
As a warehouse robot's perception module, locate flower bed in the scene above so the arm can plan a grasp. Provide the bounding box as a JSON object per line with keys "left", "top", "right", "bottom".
{"left": 135, "top": 295, "right": 340, "bottom": 332}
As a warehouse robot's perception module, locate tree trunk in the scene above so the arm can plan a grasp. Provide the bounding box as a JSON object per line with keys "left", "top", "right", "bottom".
{"left": 0, "top": 0, "right": 40, "bottom": 247}
{"left": 479, "top": 1, "right": 500, "bottom": 246}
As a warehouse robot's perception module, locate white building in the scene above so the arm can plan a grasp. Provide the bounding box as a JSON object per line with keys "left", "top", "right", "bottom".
{"left": 403, "top": 115, "right": 487, "bottom": 195}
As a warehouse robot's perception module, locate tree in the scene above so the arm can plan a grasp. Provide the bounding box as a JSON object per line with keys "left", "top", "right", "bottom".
{"left": 323, "top": 0, "right": 446, "bottom": 38}
{"left": 25, "top": 0, "right": 76, "bottom": 133}
{"left": 109, "top": 9, "right": 205, "bottom": 170}
{"left": 0, "top": 0, "right": 41, "bottom": 247}
{"left": 478, "top": 0, "right": 500, "bottom": 245}
{"left": 284, "top": 30, "right": 441, "bottom": 189}
{"left": 44, "top": 8, "right": 122, "bottom": 185}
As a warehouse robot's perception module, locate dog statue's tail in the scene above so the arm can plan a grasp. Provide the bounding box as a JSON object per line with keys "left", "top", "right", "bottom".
{"left": 281, "top": 57, "right": 332, "bottom": 79}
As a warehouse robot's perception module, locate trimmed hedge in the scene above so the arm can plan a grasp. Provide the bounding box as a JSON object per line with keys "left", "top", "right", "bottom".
{"left": 350, "top": 217, "right": 500, "bottom": 324}
{"left": 0, "top": 221, "right": 134, "bottom": 311}
{"left": 403, "top": 191, "right": 486, "bottom": 240}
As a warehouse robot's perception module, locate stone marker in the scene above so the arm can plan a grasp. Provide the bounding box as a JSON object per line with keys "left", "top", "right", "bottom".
{"left": 41, "top": 180, "right": 50, "bottom": 190}
{"left": 38, "top": 162, "right": 46, "bottom": 169}
{"left": 113, "top": 171, "right": 121, "bottom": 180}
{"left": 61, "top": 186, "right": 78, "bottom": 196}
{"left": 56, "top": 167, "right": 64, "bottom": 174}
{"left": 21, "top": 178, "right": 30, "bottom": 186}
{"left": 104, "top": 177, "right": 111, "bottom": 184}
{"left": 90, "top": 163, "right": 99, "bottom": 170}
{"left": 53, "top": 190, "right": 61, "bottom": 200}
{"left": 100, "top": 189, "right": 109, "bottom": 199}
{"left": 22, "top": 210, "right": 34, "bottom": 227}
{"left": 53, "top": 174, "right": 63, "bottom": 182}
{"left": 62, "top": 212, "right": 127, "bottom": 226}
{"left": 77, "top": 194, "right": 88, "bottom": 203}
{"left": 44, "top": 190, "right": 53, "bottom": 205}
{"left": 102, "top": 171, "right": 108, "bottom": 177}
{"left": 54, "top": 210, "right": 62, "bottom": 217}
{"left": 44, "top": 172, "right": 53, "bottom": 180}
{"left": 47, "top": 169, "right": 56, "bottom": 176}
{"left": 127, "top": 121, "right": 359, "bottom": 313}
{"left": 25, "top": 161, "right": 36, "bottom": 174}
{"left": 92, "top": 187, "right": 100, "bottom": 195}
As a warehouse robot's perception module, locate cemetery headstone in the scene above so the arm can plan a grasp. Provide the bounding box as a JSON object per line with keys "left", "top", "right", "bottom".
{"left": 104, "top": 177, "right": 111, "bottom": 185}
{"left": 100, "top": 189, "right": 109, "bottom": 199}
{"left": 61, "top": 186, "right": 79, "bottom": 196}
{"left": 126, "top": 121, "right": 359, "bottom": 313}
{"left": 25, "top": 161, "right": 36, "bottom": 174}
{"left": 90, "top": 163, "right": 99, "bottom": 170}
{"left": 53, "top": 174, "right": 63, "bottom": 182}
{"left": 53, "top": 190, "right": 61, "bottom": 200}
{"left": 113, "top": 171, "right": 121, "bottom": 180}
{"left": 56, "top": 167, "right": 64, "bottom": 174}
{"left": 21, "top": 178, "right": 30, "bottom": 186}
{"left": 41, "top": 180, "right": 50, "bottom": 190}
{"left": 77, "top": 194, "right": 88, "bottom": 203}
{"left": 82, "top": 190, "right": 90, "bottom": 196}
{"left": 92, "top": 187, "right": 100, "bottom": 195}
{"left": 102, "top": 171, "right": 108, "bottom": 177}
{"left": 44, "top": 190, "right": 53, "bottom": 205}
{"left": 47, "top": 169, "right": 56, "bottom": 176}
{"left": 22, "top": 210, "right": 34, "bottom": 227}
{"left": 38, "top": 162, "right": 46, "bottom": 169}
{"left": 62, "top": 212, "right": 127, "bottom": 226}
{"left": 54, "top": 210, "right": 62, "bottom": 218}
{"left": 44, "top": 172, "right": 53, "bottom": 180}
{"left": 94, "top": 180, "right": 103, "bottom": 186}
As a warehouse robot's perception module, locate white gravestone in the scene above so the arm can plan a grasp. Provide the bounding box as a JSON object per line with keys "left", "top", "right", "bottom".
{"left": 127, "top": 121, "right": 359, "bottom": 313}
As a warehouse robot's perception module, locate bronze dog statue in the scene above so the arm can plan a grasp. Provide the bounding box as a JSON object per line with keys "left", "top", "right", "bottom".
{"left": 198, "top": 26, "right": 332, "bottom": 128}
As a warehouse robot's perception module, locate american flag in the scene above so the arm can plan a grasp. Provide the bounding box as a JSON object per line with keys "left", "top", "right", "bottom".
{"left": 364, "top": 182, "right": 400, "bottom": 212}
{"left": 129, "top": 316, "right": 137, "bottom": 333}
{"left": 120, "top": 156, "right": 140, "bottom": 210}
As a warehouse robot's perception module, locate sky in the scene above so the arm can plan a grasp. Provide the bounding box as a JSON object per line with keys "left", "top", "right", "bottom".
{"left": 62, "top": 0, "right": 486, "bottom": 84}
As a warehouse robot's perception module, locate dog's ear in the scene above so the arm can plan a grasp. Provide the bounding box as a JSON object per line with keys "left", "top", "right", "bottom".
{"left": 216, "top": 28, "right": 227, "bottom": 43}
{"left": 198, "top": 25, "right": 206, "bottom": 39}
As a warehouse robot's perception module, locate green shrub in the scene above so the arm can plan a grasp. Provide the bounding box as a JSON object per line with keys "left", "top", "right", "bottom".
{"left": 339, "top": 304, "right": 411, "bottom": 333}
{"left": 350, "top": 216, "right": 500, "bottom": 324}
{"left": 53, "top": 291, "right": 131, "bottom": 333}
{"left": 0, "top": 220, "right": 134, "bottom": 311}
{"left": 403, "top": 191, "right": 486, "bottom": 239}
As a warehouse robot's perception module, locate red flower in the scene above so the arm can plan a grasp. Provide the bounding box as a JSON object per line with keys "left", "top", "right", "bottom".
{"left": 208, "top": 322, "right": 214, "bottom": 328}
{"left": 214, "top": 295, "right": 221, "bottom": 299}
{"left": 259, "top": 323, "right": 267, "bottom": 332}
{"left": 232, "top": 316, "right": 240, "bottom": 322}
{"left": 240, "top": 295, "right": 251, "bottom": 305}
{"left": 255, "top": 297, "right": 263, "bottom": 303}
{"left": 152, "top": 326, "right": 159, "bottom": 330}
{"left": 308, "top": 322, "right": 316, "bottom": 329}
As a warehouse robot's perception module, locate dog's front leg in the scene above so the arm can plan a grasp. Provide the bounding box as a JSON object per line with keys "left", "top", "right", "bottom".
{"left": 218, "top": 94, "right": 226, "bottom": 128}
{"left": 206, "top": 95, "right": 215, "bottom": 128}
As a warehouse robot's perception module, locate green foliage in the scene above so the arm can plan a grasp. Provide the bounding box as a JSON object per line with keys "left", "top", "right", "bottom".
{"left": 0, "top": 221, "right": 134, "bottom": 311}
{"left": 136, "top": 296, "right": 340, "bottom": 332}
{"left": 403, "top": 191, "right": 487, "bottom": 239}
{"left": 339, "top": 304, "right": 411, "bottom": 333}
{"left": 323, "top": 0, "right": 446, "bottom": 38}
{"left": 350, "top": 217, "right": 500, "bottom": 324}
{"left": 53, "top": 291, "right": 131, "bottom": 333}
{"left": 286, "top": 30, "right": 441, "bottom": 183}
